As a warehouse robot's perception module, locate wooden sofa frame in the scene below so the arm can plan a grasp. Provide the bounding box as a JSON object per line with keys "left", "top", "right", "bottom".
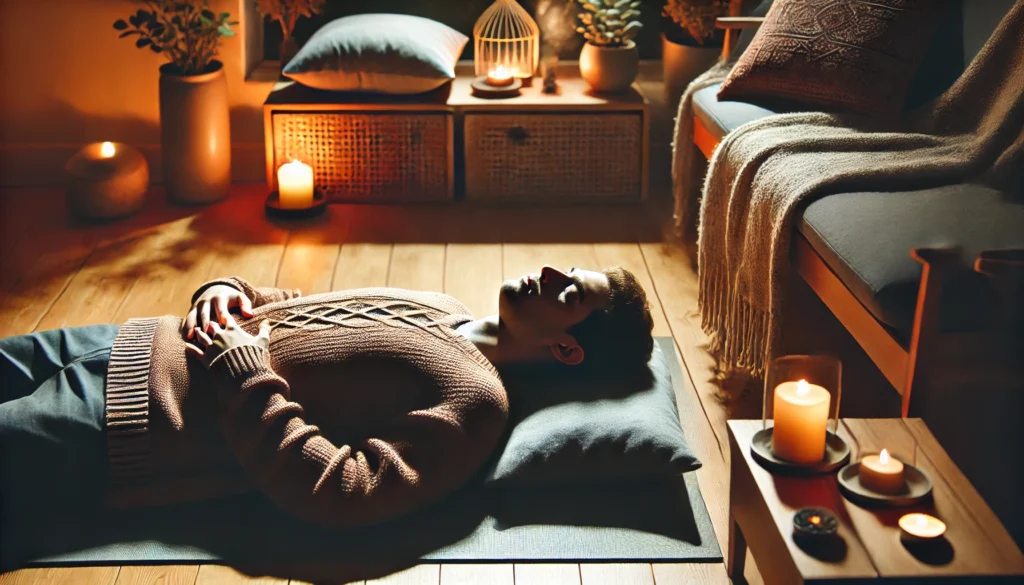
{"left": 689, "top": 17, "right": 1024, "bottom": 417}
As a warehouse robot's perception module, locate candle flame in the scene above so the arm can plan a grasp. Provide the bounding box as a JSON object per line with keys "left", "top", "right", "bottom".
{"left": 796, "top": 379, "right": 809, "bottom": 396}
{"left": 809, "top": 515, "right": 821, "bottom": 525}
{"left": 100, "top": 141, "right": 115, "bottom": 158}
{"left": 491, "top": 65, "right": 510, "bottom": 78}
{"left": 916, "top": 515, "right": 927, "bottom": 527}
{"left": 879, "top": 449, "right": 890, "bottom": 464}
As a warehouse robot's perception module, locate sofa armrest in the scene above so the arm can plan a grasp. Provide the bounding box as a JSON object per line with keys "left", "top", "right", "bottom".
{"left": 717, "top": 16, "right": 765, "bottom": 60}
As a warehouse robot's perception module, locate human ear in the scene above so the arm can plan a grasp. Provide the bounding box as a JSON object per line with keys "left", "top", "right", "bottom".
{"left": 549, "top": 339, "right": 584, "bottom": 366}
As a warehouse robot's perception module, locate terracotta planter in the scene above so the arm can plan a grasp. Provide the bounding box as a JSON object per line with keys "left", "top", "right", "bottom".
{"left": 662, "top": 34, "right": 720, "bottom": 107}
{"left": 159, "top": 60, "right": 230, "bottom": 205}
{"left": 579, "top": 40, "right": 639, "bottom": 93}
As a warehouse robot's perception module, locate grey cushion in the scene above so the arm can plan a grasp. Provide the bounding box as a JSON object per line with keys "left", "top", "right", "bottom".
{"left": 798, "top": 184, "right": 1024, "bottom": 342}
{"left": 692, "top": 83, "right": 778, "bottom": 142}
{"left": 485, "top": 338, "right": 701, "bottom": 487}
{"left": 283, "top": 14, "right": 468, "bottom": 94}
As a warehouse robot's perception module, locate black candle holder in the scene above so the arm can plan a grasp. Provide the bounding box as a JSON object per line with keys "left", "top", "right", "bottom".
{"left": 265, "top": 188, "right": 327, "bottom": 219}
{"left": 793, "top": 507, "right": 840, "bottom": 538}
{"left": 750, "top": 428, "right": 851, "bottom": 476}
{"left": 470, "top": 76, "right": 523, "bottom": 99}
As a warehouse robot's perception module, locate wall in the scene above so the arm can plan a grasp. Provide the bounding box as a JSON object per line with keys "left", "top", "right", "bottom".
{"left": 0, "top": 0, "right": 273, "bottom": 186}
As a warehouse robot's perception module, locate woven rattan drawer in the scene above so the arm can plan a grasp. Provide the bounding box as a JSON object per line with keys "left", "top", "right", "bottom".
{"left": 464, "top": 112, "right": 644, "bottom": 202}
{"left": 269, "top": 111, "right": 453, "bottom": 202}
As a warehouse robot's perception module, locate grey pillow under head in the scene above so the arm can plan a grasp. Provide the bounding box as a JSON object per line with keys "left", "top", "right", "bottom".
{"left": 485, "top": 339, "right": 701, "bottom": 487}
{"left": 283, "top": 13, "right": 468, "bottom": 94}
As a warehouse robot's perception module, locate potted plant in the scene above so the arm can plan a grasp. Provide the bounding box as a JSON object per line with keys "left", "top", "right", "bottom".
{"left": 114, "top": 1, "right": 237, "bottom": 205}
{"left": 662, "top": 0, "right": 729, "bottom": 101}
{"left": 254, "top": 0, "right": 326, "bottom": 68}
{"left": 575, "top": 0, "right": 643, "bottom": 93}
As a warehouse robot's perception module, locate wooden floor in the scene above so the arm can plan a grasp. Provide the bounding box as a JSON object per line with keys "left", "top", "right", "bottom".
{"left": 0, "top": 186, "right": 764, "bottom": 585}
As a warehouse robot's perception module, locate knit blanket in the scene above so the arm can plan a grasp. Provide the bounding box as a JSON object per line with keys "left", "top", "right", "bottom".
{"left": 672, "top": 2, "right": 1024, "bottom": 375}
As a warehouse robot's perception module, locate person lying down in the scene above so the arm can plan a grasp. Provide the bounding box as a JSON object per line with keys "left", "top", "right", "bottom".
{"left": 0, "top": 265, "right": 654, "bottom": 564}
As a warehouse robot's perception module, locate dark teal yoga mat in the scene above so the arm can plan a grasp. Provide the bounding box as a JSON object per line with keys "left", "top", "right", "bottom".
{"left": 18, "top": 338, "right": 721, "bottom": 566}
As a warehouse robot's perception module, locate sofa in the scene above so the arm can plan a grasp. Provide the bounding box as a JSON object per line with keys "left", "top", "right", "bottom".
{"left": 688, "top": 0, "right": 1023, "bottom": 545}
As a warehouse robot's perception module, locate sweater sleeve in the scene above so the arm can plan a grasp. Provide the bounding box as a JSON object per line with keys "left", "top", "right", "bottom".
{"left": 192, "top": 276, "right": 300, "bottom": 308}
{"left": 209, "top": 345, "right": 507, "bottom": 529}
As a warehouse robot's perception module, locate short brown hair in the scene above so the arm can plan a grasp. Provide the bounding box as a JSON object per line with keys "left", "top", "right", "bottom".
{"left": 567, "top": 266, "right": 654, "bottom": 372}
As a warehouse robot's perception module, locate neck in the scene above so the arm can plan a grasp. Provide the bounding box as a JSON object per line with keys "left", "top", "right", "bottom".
{"left": 457, "top": 315, "right": 552, "bottom": 367}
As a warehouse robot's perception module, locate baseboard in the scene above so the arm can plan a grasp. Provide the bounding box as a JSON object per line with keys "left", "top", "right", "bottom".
{"left": 0, "top": 142, "right": 265, "bottom": 188}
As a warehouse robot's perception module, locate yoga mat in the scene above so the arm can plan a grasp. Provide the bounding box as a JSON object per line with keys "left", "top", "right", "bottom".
{"left": 19, "top": 338, "right": 721, "bottom": 566}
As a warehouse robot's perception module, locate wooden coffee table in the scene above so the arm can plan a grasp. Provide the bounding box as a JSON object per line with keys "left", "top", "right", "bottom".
{"left": 727, "top": 419, "right": 1024, "bottom": 584}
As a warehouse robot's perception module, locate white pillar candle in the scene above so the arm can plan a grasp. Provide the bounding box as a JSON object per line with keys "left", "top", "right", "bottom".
{"left": 277, "top": 159, "right": 314, "bottom": 209}
{"left": 859, "top": 449, "right": 905, "bottom": 494}
{"left": 899, "top": 513, "right": 946, "bottom": 541}
{"left": 771, "top": 379, "right": 831, "bottom": 464}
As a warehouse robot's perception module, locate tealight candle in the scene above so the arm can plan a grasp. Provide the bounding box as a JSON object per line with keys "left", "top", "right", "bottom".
{"left": 899, "top": 513, "right": 946, "bottom": 541}
{"left": 771, "top": 379, "right": 831, "bottom": 463}
{"left": 859, "top": 449, "right": 905, "bottom": 494}
{"left": 277, "top": 159, "right": 314, "bottom": 209}
{"left": 65, "top": 141, "right": 149, "bottom": 221}
{"left": 486, "top": 65, "right": 515, "bottom": 87}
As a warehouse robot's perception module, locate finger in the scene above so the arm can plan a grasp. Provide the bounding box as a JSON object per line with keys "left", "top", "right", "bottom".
{"left": 215, "top": 296, "right": 230, "bottom": 326}
{"left": 258, "top": 320, "right": 272, "bottom": 339}
{"left": 183, "top": 308, "right": 197, "bottom": 339}
{"left": 239, "top": 295, "right": 254, "bottom": 318}
{"left": 209, "top": 322, "right": 224, "bottom": 339}
{"left": 199, "top": 300, "right": 211, "bottom": 333}
{"left": 223, "top": 313, "right": 237, "bottom": 329}
{"left": 184, "top": 343, "right": 204, "bottom": 360}
{"left": 195, "top": 328, "right": 213, "bottom": 347}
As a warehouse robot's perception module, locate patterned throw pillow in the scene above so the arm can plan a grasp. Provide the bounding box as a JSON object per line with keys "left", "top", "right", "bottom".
{"left": 717, "top": 0, "right": 947, "bottom": 115}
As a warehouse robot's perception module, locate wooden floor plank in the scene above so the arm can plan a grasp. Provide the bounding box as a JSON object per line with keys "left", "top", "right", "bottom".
{"left": 439, "top": 564, "right": 512, "bottom": 585}
{"left": 333, "top": 243, "right": 393, "bottom": 290}
{"left": 652, "top": 562, "right": 729, "bottom": 585}
{"left": 501, "top": 243, "right": 601, "bottom": 282}
{"left": 579, "top": 564, "right": 654, "bottom": 585}
{"left": 443, "top": 243, "right": 501, "bottom": 318}
{"left": 513, "top": 564, "right": 581, "bottom": 585}
{"left": 387, "top": 244, "right": 445, "bottom": 291}
{"left": 0, "top": 567, "right": 119, "bottom": 585}
{"left": 276, "top": 235, "right": 340, "bottom": 296}
{"left": 113, "top": 566, "right": 199, "bottom": 585}
{"left": 194, "top": 566, "right": 287, "bottom": 585}
{"left": 364, "top": 565, "right": 439, "bottom": 585}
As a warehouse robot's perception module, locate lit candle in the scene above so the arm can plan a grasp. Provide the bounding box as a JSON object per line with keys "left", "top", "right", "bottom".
{"left": 859, "top": 448, "right": 905, "bottom": 494}
{"left": 486, "top": 65, "right": 514, "bottom": 87}
{"left": 65, "top": 141, "right": 149, "bottom": 220}
{"left": 899, "top": 513, "right": 946, "bottom": 541}
{"left": 771, "top": 379, "right": 831, "bottom": 464}
{"left": 277, "top": 159, "right": 314, "bottom": 209}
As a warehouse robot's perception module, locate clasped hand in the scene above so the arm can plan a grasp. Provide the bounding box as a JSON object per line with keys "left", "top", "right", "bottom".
{"left": 181, "top": 284, "right": 268, "bottom": 369}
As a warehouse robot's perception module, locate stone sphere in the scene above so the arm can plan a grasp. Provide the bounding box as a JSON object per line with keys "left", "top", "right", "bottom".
{"left": 65, "top": 141, "right": 149, "bottom": 221}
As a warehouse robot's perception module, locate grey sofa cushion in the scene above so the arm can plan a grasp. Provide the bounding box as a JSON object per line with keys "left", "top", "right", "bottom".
{"left": 798, "top": 184, "right": 1024, "bottom": 342}
{"left": 485, "top": 338, "right": 701, "bottom": 487}
{"left": 692, "top": 83, "right": 777, "bottom": 142}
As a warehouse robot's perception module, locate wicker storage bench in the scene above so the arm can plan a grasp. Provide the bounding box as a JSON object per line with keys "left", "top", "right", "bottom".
{"left": 264, "top": 82, "right": 454, "bottom": 203}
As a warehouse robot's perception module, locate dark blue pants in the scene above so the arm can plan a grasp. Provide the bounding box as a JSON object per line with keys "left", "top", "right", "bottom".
{"left": 0, "top": 325, "right": 118, "bottom": 569}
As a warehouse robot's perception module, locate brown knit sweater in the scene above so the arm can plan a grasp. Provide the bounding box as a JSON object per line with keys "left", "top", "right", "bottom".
{"left": 104, "top": 277, "right": 508, "bottom": 529}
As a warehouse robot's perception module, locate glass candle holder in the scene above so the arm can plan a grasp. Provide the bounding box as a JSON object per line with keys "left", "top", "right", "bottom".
{"left": 763, "top": 355, "right": 842, "bottom": 464}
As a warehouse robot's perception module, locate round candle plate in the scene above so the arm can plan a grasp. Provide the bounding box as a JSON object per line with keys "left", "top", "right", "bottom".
{"left": 838, "top": 462, "right": 933, "bottom": 507}
{"left": 265, "top": 189, "right": 327, "bottom": 219}
{"left": 471, "top": 76, "right": 523, "bottom": 99}
{"left": 750, "top": 428, "right": 850, "bottom": 476}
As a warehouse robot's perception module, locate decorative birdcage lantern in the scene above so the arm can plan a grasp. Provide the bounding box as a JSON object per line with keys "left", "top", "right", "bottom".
{"left": 474, "top": 0, "right": 540, "bottom": 81}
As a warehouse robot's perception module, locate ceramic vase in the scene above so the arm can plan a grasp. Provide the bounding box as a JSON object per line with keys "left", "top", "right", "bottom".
{"left": 579, "top": 40, "right": 639, "bottom": 93}
{"left": 662, "top": 33, "right": 720, "bottom": 108}
{"left": 158, "top": 60, "right": 231, "bottom": 205}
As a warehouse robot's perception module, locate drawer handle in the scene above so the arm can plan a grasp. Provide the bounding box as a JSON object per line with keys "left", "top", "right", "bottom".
{"left": 506, "top": 125, "right": 529, "bottom": 144}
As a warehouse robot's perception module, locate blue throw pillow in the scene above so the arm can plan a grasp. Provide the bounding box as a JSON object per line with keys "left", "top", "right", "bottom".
{"left": 283, "top": 14, "right": 468, "bottom": 94}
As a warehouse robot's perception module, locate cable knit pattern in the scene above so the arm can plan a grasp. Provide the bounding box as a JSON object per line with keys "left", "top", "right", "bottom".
{"left": 104, "top": 279, "right": 509, "bottom": 529}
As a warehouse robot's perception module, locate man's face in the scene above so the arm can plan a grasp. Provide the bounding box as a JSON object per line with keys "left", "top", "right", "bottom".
{"left": 498, "top": 266, "right": 611, "bottom": 344}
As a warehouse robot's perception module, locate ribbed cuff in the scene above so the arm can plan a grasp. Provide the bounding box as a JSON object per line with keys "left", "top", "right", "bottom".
{"left": 191, "top": 277, "right": 249, "bottom": 306}
{"left": 210, "top": 345, "right": 289, "bottom": 396}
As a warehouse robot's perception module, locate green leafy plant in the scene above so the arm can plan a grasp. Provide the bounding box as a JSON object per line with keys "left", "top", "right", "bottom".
{"left": 113, "top": 1, "right": 237, "bottom": 76}
{"left": 575, "top": 0, "right": 643, "bottom": 48}
{"left": 254, "top": 0, "right": 326, "bottom": 43}
{"left": 663, "top": 0, "right": 729, "bottom": 46}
